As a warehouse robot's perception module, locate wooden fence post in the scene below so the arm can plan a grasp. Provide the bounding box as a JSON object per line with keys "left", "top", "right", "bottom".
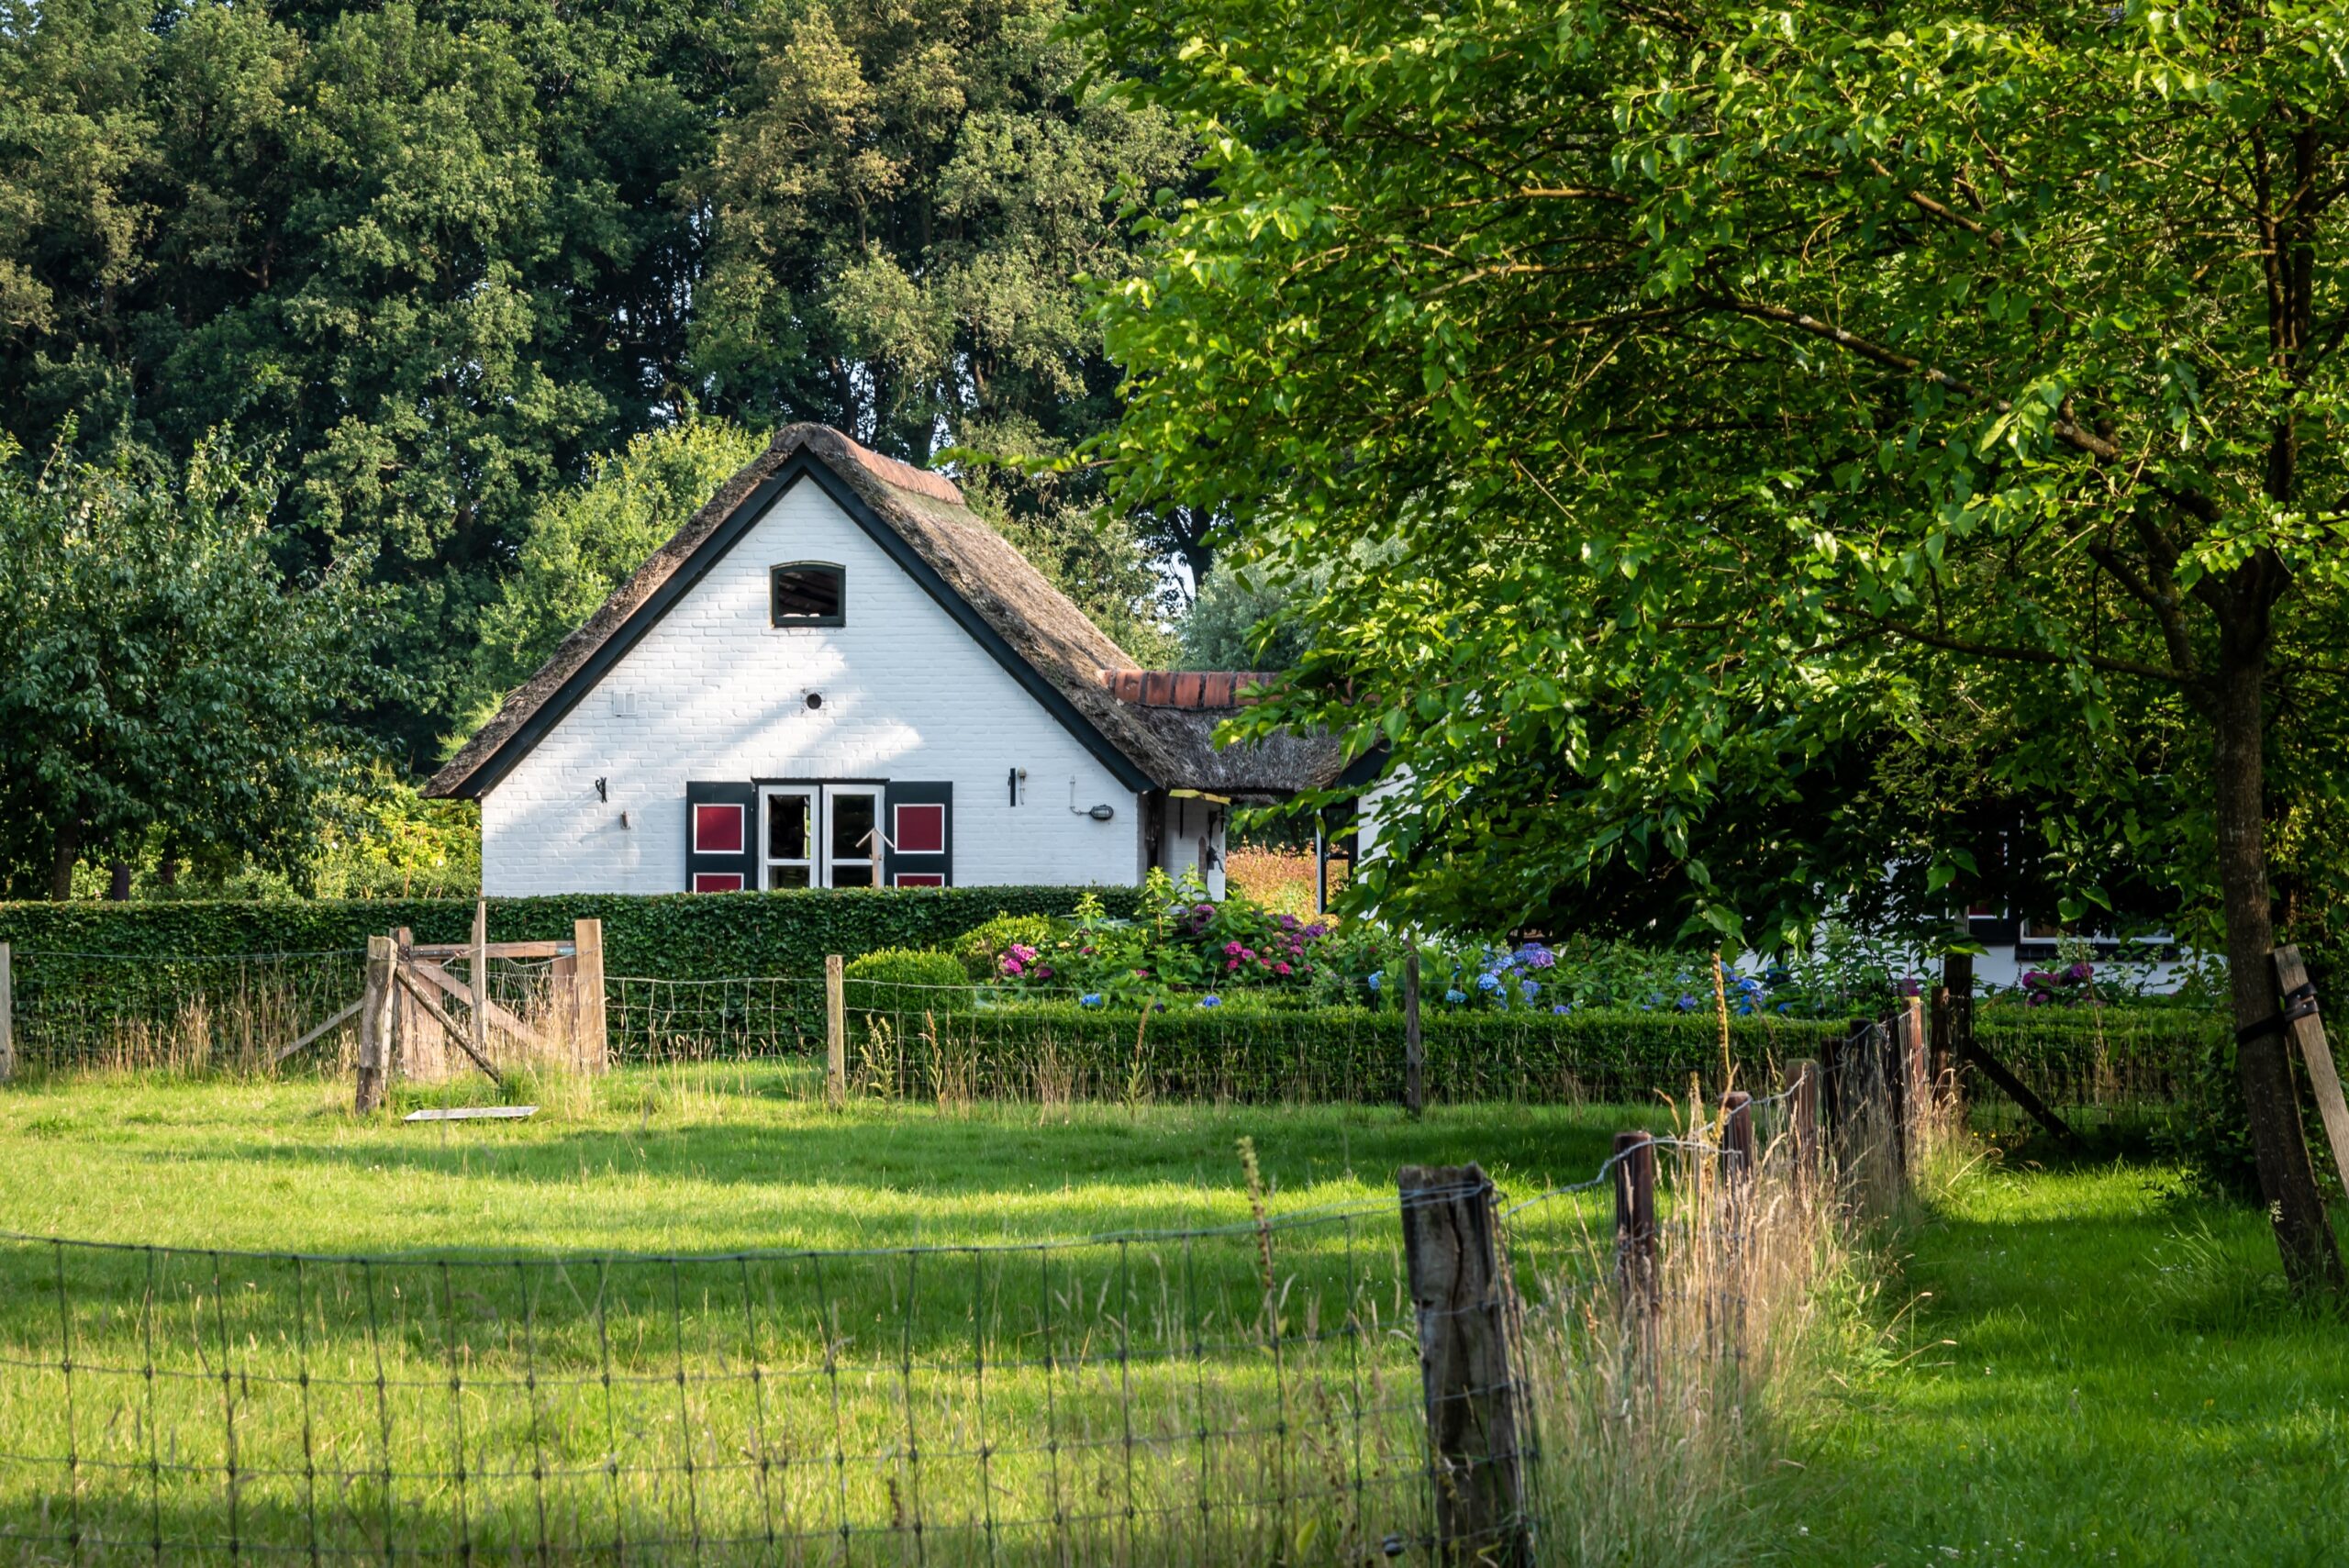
{"left": 0, "top": 940, "right": 13, "bottom": 1084}
{"left": 1898, "top": 996, "right": 1929, "bottom": 1162}
{"left": 1612, "top": 1130, "right": 1659, "bottom": 1316}
{"left": 573, "top": 918, "right": 607, "bottom": 1073}
{"left": 354, "top": 935, "right": 395, "bottom": 1115}
{"left": 1720, "top": 1090, "right": 1754, "bottom": 1190}
{"left": 469, "top": 899, "right": 491, "bottom": 1073}
{"left": 2273, "top": 946, "right": 2349, "bottom": 1196}
{"left": 1933, "top": 950, "right": 1973, "bottom": 1109}
{"left": 1787, "top": 1059, "right": 1821, "bottom": 1195}
{"left": 825, "top": 953, "right": 847, "bottom": 1110}
{"left": 1403, "top": 948, "right": 1425, "bottom": 1118}
{"left": 1397, "top": 1164, "right": 1530, "bottom": 1568}
{"left": 1878, "top": 1011, "right": 1909, "bottom": 1184}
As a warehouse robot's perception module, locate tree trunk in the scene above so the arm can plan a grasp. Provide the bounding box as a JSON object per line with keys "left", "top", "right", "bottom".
{"left": 2210, "top": 635, "right": 2342, "bottom": 1293}
{"left": 48, "top": 817, "right": 82, "bottom": 901}
{"left": 106, "top": 860, "right": 131, "bottom": 901}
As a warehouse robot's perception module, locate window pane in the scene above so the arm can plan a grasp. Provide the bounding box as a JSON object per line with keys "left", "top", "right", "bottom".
{"left": 768, "top": 795, "right": 810, "bottom": 861}
{"left": 768, "top": 865, "right": 811, "bottom": 889}
{"left": 772, "top": 565, "right": 843, "bottom": 623}
{"left": 830, "top": 794, "right": 875, "bottom": 861}
{"left": 831, "top": 864, "right": 875, "bottom": 888}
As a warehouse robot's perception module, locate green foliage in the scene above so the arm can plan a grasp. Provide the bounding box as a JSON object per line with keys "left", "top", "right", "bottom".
{"left": 689, "top": 0, "right": 1188, "bottom": 464}
{"left": 0, "top": 0, "right": 1187, "bottom": 761}
{"left": 952, "top": 913, "right": 1062, "bottom": 980}
{"left": 1176, "top": 563, "right": 1311, "bottom": 671}
{"left": 1088, "top": 0, "right": 2349, "bottom": 973}
{"left": 0, "top": 0, "right": 737, "bottom": 762}
{"left": 457, "top": 417, "right": 769, "bottom": 741}
{"left": 0, "top": 431, "right": 392, "bottom": 897}
{"left": 841, "top": 946, "right": 972, "bottom": 1006}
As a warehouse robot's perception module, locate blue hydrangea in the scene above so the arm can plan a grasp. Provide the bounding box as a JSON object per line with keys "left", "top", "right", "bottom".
{"left": 1675, "top": 993, "right": 1700, "bottom": 1012}
{"left": 1198, "top": 995, "right": 1222, "bottom": 1008}
{"left": 1520, "top": 979, "right": 1540, "bottom": 1001}
{"left": 1444, "top": 989, "right": 1467, "bottom": 1005}
{"left": 1552, "top": 1004, "right": 1569, "bottom": 1015}
{"left": 1366, "top": 971, "right": 1383, "bottom": 992}
{"left": 1475, "top": 973, "right": 1501, "bottom": 993}
{"left": 1080, "top": 994, "right": 1103, "bottom": 1007}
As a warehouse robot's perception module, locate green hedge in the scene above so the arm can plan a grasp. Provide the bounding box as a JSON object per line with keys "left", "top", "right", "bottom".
{"left": 0, "top": 887, "right": 1147, "bottom": 970}
{"left": 1969, "top": 1006, "right": 2226, "bottom": 1111}
{"left": 0, "top": 888, "right": 1144, "bottom": 1069}
{"left": 651, "top": 995, "right": 1844, "bottom": 1105}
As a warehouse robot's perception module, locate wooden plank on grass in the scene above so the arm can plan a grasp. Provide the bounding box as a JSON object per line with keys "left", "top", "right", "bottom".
{"left": 2273, "top": 945, "right": 2349, "bottom": 1196}
{"left": 402, "top": 1106, "right": 539, "bottom": 1123}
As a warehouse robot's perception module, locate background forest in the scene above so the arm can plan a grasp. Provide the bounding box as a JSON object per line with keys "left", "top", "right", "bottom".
{"left": 0, "top": 0, "right": 1264, "bottom": 896}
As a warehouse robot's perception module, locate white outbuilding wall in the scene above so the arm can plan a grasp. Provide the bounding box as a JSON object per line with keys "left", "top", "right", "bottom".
{"left": 479, "top": 477, "right": 1143, "bottom": 895}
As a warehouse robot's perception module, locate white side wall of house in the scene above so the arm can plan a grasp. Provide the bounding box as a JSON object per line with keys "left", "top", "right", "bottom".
{"left": 480, "top": 478, "right": 1142, "bottom": 895}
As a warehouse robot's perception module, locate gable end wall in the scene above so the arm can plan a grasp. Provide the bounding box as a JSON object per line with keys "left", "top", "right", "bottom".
{"left": 479, "top": 479, "right": 1142, "bottom": 895}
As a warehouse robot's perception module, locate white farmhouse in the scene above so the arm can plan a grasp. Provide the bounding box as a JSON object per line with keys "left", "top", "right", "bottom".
{"left": 427, "top": 425, "right": 1357, "bottom": 896}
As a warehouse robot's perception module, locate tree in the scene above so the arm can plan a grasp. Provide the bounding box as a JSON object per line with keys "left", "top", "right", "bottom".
{"left": 0, "top": 0, "right": 737, "bottom": 764}
{"left": 688, "top": 0, "right": 1192, "bottom": 477}
{"left": 458, "top": 417, "right": 770, "bottom": 740}
{"left": 1093, "top": 0, "right": 2349, "bottom": 1286}
{"left": 0, "top": 432, "right": 390, "bottom": 897}
{"left": 0, "top": 0, "right": 1193, "bottom": 760}
{"left": 1177, "top": 564, "right": 1311, "bottom": 671}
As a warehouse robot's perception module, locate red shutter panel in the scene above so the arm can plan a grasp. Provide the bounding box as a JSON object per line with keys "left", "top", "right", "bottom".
{"left": 883, "top": 782, "right": 952, "bottom": 886}
{"left": 685, "top": 782, "right": 758, "bottom": 891}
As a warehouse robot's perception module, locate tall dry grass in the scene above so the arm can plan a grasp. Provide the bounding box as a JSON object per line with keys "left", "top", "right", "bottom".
{"left": 1509, "top": 1071, "right": 1957, "bottom": 1564}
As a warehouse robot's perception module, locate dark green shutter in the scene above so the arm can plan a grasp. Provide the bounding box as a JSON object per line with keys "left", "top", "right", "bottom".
{"left": 685, "top": 782, "right": 758, "bottom": 891}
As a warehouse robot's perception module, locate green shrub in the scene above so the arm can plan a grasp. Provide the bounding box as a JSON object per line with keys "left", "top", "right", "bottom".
{"left": 952, "top": 914, "right": 1060, "bottom": 981}
{"left": 842, "top": 949, "right": 974, "bottom": 1012}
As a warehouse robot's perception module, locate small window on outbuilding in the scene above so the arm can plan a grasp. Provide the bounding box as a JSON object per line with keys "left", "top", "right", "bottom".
{"left": 771, "top": 563, "right": 845, "bottom": 627}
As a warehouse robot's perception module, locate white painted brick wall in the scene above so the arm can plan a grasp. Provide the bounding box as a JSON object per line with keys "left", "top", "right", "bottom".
{"left": 481, "top": 478, "right": 1143, "bottom": 895}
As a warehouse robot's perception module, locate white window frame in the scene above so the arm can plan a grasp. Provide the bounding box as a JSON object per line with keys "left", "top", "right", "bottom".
{"left": 760, "top": 786, "right": 818, "bottom": 890}
{"left": 823, "top": 786, "right": 885, "bottom": 888}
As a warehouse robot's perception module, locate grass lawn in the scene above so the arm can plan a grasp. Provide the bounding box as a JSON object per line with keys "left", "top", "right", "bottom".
{"left": 1790, "top": 1152, "right": 2349, "bottom": 1567}
{"left": 0, "top": 1063, "right": 1655, "bottom": 1255}
{"left": 0, "top": 1066, "right": 1668, "bottom": 1565}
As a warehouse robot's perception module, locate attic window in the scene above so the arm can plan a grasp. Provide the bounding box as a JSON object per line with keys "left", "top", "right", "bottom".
{"left": 771, "top": 563, "right": 845, "bottom": 627}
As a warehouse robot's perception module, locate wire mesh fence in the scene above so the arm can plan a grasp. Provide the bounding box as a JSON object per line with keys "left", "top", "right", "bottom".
{"left": 0, "top": 1199, "right": 1496, "bottom": 1566}
{"left": 2, "top": 950, "right": 2221, "bottom": 1133}
{"left": 0, "top": 1025, "right": 1906, "bottom": 1566}
{"left": 3, "top": 951, "right": 372, "bottom": 1076}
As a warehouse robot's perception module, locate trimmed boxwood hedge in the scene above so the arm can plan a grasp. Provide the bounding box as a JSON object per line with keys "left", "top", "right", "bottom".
{"left": 742, "top": 996, "right": 1842, "bottom": 1106}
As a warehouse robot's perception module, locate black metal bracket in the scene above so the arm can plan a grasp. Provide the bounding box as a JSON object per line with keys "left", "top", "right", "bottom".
{"left": 2236, "top": 980, "right": 2320, "bottom": 1044}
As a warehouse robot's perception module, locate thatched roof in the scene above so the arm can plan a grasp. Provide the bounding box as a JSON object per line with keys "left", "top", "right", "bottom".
{"left": 426, "top": 425, "right": 1354, "bottom": 799}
